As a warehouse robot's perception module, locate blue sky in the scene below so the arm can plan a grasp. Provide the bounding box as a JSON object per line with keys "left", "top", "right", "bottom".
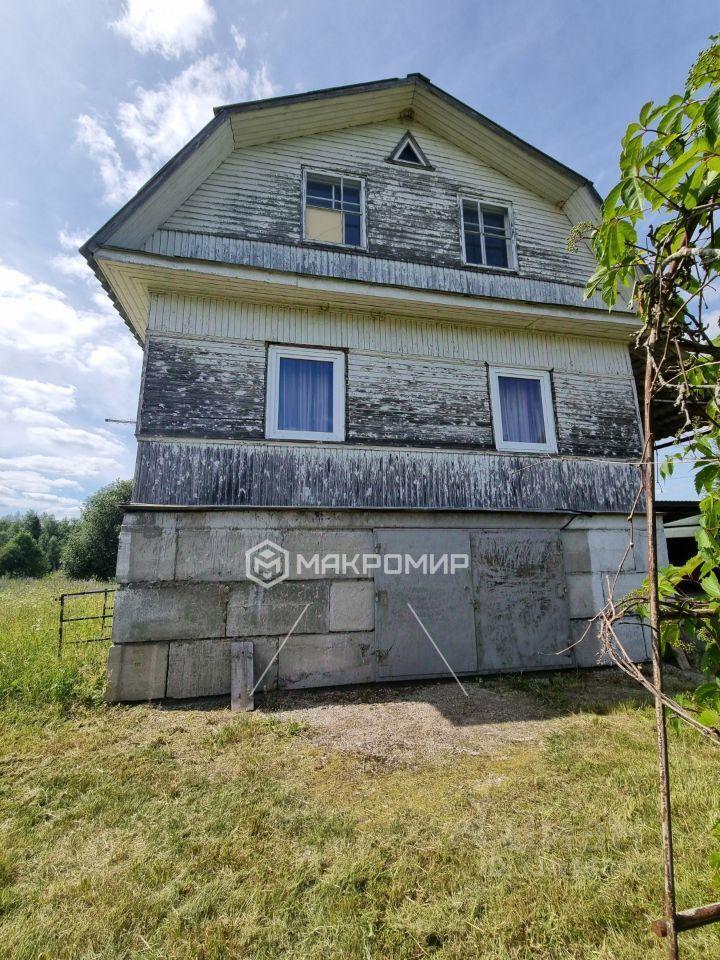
{"left": 1, "top": 1, "right": 717, "bottom": 516}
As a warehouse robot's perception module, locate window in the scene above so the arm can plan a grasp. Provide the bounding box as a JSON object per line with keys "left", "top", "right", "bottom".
{"left": 388, "top": 132, "right": 433, "bottom": 169}
{"left": 489, "top": 367, "right": 557, "bottom": 453}
{"left": 460, "top": 199, "right": 514, "bottom": 269}
{"left": 266, "top": 345, "right": 345, "bottom": 442}
{"left": 304, "top": 172, "right": 364, "bottom": 248}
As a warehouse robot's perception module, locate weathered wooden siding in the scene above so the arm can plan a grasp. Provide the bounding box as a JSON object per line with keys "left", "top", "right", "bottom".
{"left": 139, "top": 336, "right": 265, "bottom": 439}
{"left": 148, "top": 294, "right": 634, "bottom": 377}
{"left": 346, "top": 353, "right": 492, "bottom": 447}
{"left": 554, "top": 373, "right": 642, "bottom": 457}
{"left": 155, "top": 119, "right": 598, "bottom": 289}
{"left": 134, "top": 440, "right": 642, "bottom": 514}
{"left": 143, "top": 229, "right": 610, "bottom": 312}
{"left": 140, "top": 295, "right": 641, "bottom": 456}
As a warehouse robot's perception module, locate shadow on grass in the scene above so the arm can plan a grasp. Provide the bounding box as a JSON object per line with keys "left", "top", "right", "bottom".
{"left": 151, "top": 665, "right": 699, "bottom": 729}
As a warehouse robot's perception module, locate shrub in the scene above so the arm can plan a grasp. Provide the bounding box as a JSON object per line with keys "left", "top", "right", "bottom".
{"left": 62, "top": 480, "right": 132, "bottom": 581}
{"left": 0, "top": 532, "right": 48, "bottom": 578}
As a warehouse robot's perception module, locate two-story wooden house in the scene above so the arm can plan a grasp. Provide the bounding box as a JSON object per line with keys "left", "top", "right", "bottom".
{"left": 81, "top": 74, "right": 664, "bottom": 701}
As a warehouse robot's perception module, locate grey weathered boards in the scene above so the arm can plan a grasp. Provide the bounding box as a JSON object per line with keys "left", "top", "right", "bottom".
{"left": 374, "top": 529, "right": 477, "bottom": 679}
{"left": 472, "top": 531, "right": 572, "bottom": 671}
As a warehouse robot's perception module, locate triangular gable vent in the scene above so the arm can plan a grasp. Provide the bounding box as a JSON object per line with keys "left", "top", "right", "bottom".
{"left": 388, "top": 132, "right": 433, "bottom": 169}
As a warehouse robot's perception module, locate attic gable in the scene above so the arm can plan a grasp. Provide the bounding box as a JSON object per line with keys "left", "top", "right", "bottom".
{"left": 82, "top": 73, "right": 601, "bottom": 256}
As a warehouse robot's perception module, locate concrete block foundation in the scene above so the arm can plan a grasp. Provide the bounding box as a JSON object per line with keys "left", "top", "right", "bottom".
{"left": 107, "top": 508, "right": 663, "bottom": 701}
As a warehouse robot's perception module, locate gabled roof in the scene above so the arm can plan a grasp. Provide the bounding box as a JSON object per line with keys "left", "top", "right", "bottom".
{"left": 81, "top": 72, "right": 601, "bottom": 257}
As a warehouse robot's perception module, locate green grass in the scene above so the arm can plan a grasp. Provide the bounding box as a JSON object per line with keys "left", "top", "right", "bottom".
{"left": 1, "top": 576, "right": 719, "bottom": 959}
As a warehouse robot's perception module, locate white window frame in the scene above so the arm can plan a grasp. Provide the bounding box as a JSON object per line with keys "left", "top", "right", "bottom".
{"left": 459, "top": 197, "right": 516, "bottom": 271}
{"left": 302, "top": 169, "right": 367, "bottom": 250}
{"left": 489, "top": 366, "right": 557, "bottom": 454}
{"left": 265, "top": 344, "right": 346, "bottom": 442}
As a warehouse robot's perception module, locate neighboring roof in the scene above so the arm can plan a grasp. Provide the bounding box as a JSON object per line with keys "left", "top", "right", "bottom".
{"left": 657, "top": 500, "right": 701, "bottom": 524}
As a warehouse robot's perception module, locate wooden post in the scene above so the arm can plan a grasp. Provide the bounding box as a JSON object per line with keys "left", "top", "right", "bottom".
{"left": 652, "top": 902, "right": 720, "bottom": 938}
{"left": 231, "top": 641, "right": 254, "bottom": 712}
{"left": 643, "top": 344, "right": 679, "bottom": 959}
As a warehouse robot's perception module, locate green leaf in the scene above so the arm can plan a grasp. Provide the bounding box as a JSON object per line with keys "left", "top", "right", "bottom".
{"left": 602, "top": 181, "right": 624, "bottom": 214}
{"left": 701, "top": 571, "right": 720, "bottom": 600}
{"left": 655, "top": 152, "right": 701, "bottom": 198}
{"left": 704, "top": 88, "right": 720, "bottom": 145}
{"left": 639, "top": 100, "right": 655, "bottom": 125}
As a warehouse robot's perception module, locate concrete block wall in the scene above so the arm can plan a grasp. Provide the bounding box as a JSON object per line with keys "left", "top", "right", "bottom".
{"left": 106, "top": 508, "right": 664, "bottom": 701}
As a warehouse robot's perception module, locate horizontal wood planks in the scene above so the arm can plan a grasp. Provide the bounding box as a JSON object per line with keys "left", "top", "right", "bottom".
{"left": 139, "top": 336, "right": 266, "bottom": 439}
{"left": 143, "top": 229, "right": 608, "bottom": 312}
{"left": 134, "top": 440, "right": 643, "bottom": 514}
{"left": 156, "top": 119, "right": 598, "bottom": 289}
{"left": 140, "top": 296, "right": 642, "bottom": 458}
{"left": 148, "top": 294, "right": 633, "bottom": 377}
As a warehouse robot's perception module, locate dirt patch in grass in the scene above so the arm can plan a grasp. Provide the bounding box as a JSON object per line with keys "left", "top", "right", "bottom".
{"left": 253, "top": 667, "right": 691, "bottom": 767}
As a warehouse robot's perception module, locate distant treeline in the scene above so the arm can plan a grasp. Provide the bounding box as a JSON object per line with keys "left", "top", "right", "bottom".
{"left": 0, "top": 480, "right": 132, "bottom": 580}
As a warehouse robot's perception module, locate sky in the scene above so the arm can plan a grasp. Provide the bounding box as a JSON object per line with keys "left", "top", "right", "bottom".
{"left": 1, "top": 0, "right": 718, "bottom": 517}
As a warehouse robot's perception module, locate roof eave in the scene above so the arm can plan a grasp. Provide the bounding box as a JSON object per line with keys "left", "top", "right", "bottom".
{"left": 216, "top": 73, "right": 595, "bottom": 200}
{"left": 80, "top": 109, "right": 231, "bottom": 258}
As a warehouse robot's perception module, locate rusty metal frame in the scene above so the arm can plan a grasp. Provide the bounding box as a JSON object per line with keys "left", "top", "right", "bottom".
{"left": 57, "top": 588, "right": 115, "bottom": 657}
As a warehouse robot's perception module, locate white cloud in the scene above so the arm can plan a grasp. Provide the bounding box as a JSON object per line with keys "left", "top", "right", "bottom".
{"left": 51, "top": 253, "right": 92, "bottom": 282}
{"left": 11, "top": 409, "right": 67, "bottom": 427}
{"left": 251, "top": 63, "right": 274, "bottom": 100}
{"left": 79, "top": 344, "right": 133, "bottom": 379}
{"left": 58, "top": 229, "right": 88, "bottom": 251}
{"left": 0, "top": 376, "right": 76, "bottom": 413}
{"left": 52, "top": 229, "right": 94, "bottom": 285}
{"left": 77, "top": 54, "right": 276, "bottom": 204}
{"left": 111, "top": 0, "right": 215, "bottom": 59}
{"left": 0, "top": 262, "right": 109, "bottom": 359}
{"left": 0, "top": 455, "right": 122, "bottom": 480}
{"left": 231, "top": 25, "right": 246, "bottom": 52}
{"left": 0, "top": 260, "right": 141, "bottom": 517}
{"left": 26, "top": 425, "right": 125, "bottom": 458}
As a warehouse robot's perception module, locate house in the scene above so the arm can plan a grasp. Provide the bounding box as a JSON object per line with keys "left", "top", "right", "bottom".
{"left": 81, "top": 74, "right": 668, "bottom": 701}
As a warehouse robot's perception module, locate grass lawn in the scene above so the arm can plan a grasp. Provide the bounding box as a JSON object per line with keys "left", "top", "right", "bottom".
{"left": 1, "top": 575, "right": 719, "bottom": 959}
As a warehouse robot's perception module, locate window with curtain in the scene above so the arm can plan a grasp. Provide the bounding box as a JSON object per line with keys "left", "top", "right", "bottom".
{"left": 489, "top": 367, "right": 556, "bottom": 453}
{"left": 304, "top": 172, "right": 364, "bottom": 247}
{"left": 461, "top": 200, "right": 513, "bottom": 269}
{"left": 266, "top": 345, "right": 345, "bottom": 441}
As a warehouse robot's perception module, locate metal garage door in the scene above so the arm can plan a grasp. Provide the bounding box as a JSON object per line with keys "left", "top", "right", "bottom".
{"left": 374, "top": 528, "right": 477, "bottom": 680}
{"left": 471, "top": 530, "right": 573, "bottom": 671}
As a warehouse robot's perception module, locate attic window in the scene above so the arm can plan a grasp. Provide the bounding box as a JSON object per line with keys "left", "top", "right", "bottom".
{"left": 388, "top": 132, "right": 433, "bottom": 169}
{"left": 460, "top": 199, "right": 515, "bottom": 269}
{"left": 303, "top": 171, "right": 365, "bottom": 248}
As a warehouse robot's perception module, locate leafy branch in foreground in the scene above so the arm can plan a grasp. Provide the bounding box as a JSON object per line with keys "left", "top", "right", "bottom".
{"left": 571, "top": 33, "right": 720, "bottom": 954}
{"left": 572, "top": 32, "right": 720, "bottom": 731}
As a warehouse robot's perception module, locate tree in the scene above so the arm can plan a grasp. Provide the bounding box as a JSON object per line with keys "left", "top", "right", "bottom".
{"left": 38, "top": 516, "right": 74, "bottom": 571}
{"left": 62, "top": 480, "right": 133, "bottom": 580}
{"left": 22, "top": 510, "right": 42, "bottom": 540}
{"left": 0, "top": 531, "right": 48, "bottom": 578}
{"left": 571, "top": 33, "right": 720, "bottom": 955}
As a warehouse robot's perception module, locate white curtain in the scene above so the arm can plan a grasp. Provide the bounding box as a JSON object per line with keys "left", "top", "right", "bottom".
{"left": 498, "top": 376, "right": 546, "bottom": 443}
{"left": 278, "top": 357, "right": 333, "bottom": 432}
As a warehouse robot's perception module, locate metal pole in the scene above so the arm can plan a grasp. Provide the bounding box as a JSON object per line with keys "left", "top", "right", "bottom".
{"left": 643, "top": 344, "right": 679, "bottom": 959}
{"left": 101, "top": 589, "right": 109, "bottom": 639}
{"left": 57, "top": 594, "right": 65, "bottom": 658}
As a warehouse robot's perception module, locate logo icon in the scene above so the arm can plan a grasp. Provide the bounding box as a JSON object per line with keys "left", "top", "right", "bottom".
{"left": 245, "top": 539, "right": 290, "bottom": 589}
